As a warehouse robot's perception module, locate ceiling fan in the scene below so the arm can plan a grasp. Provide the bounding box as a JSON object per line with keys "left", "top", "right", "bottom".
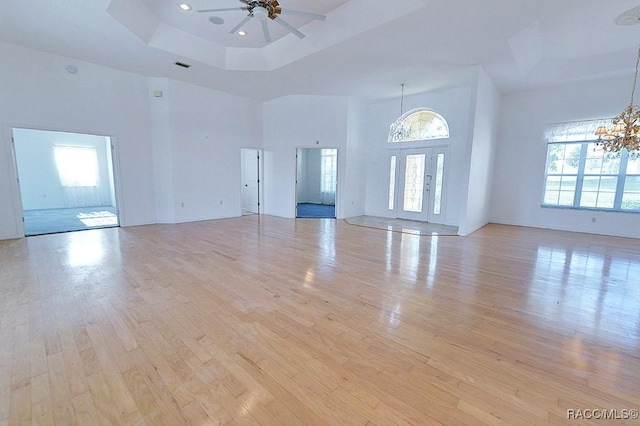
{"left": 198, "top": 0, "right": 327, "bottom": 43}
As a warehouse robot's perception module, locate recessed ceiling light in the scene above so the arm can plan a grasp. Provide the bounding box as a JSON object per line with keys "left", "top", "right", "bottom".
{"left": 208, "top": 16, "right": 224, "bottom": 25}
{"left": 178, "top": 3, "right": 192, "bottom": 11}
{"left": 238, "top": 30, "right": 247, "bottom": 36}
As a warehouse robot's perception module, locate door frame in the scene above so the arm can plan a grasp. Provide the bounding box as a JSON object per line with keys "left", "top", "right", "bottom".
{"left": 389, "top": 145, "right": 450, "bottom": 224}
{"left": 8, "top": 125, "right": 125, "bottom": 237}
{"left": 295, "top": 147, "right": 339, "bottom": 218}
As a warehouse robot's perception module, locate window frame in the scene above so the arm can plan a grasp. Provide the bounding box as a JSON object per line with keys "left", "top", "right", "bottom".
{"left": 542, "top": 141, "right": 640, "bottom": 213}
{"left": 388, "top": 108, "right": 450, "bottom": 143}
{"left": 320, "top": 148, "right": 337, "bottom": 195}
{"left": 53, "top": 145, "right": 100, "bottom": 188}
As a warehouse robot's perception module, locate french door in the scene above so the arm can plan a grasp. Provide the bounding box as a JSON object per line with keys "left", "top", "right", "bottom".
{"left": 388, "top": 147, "right": 448, "bottom": 223}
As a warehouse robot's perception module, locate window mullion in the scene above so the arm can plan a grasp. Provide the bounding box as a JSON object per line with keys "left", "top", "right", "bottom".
{"left": 614, "top": 150, "right": 629, "bottom": 209}
{"left": 574, "top": 143, "right": 588, "bottom": 207}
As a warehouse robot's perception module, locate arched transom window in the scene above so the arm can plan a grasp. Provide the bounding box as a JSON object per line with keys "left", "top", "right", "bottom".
{"left": 389, "top": 109, "right": 450, "bottom": 143}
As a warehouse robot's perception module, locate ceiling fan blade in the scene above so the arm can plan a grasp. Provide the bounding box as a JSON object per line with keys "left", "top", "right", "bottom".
{"left": 280, "top": 9, "right": 326, "bottom": 21}
{"left": 261, "top": 20, "right": 272, "bottom": 43}
{"left": 198, "top": 7, "right": 246, "bottom": 13}
{"left": 229, "top": 15, "right": 253, "bottom": 34}
{"left": 273, "top": 16, "right": 305, "bottom": 39}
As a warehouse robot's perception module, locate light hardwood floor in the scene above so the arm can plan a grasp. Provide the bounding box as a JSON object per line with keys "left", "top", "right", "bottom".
{"left": 1, "top": 215, "right": 639, "bottom": 425}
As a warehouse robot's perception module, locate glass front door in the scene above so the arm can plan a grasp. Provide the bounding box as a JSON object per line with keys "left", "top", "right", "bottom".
{"left": 389, "top": 147, "right": 448, "bottom": 223}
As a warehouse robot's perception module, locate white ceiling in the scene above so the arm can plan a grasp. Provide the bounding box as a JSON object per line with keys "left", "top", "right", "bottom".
{"left": 1, "top": 0, "right": 640, "bottom": 101}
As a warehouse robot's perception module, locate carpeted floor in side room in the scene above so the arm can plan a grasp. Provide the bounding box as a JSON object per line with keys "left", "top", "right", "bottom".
{"left": 23, "top": 206, "right": 119, "bottom": 236}
{"left": 296, "top": 203, "right": 336, "bottom": 218}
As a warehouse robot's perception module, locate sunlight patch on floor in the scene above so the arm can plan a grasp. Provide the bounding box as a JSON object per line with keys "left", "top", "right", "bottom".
{"left": 77, "top": 211, "right": 119, "bottom": 227}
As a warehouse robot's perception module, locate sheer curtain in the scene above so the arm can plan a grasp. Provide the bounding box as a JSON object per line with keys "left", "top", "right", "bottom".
{"left": 54, "top": 145, "right": 101, "bottom": 207}
{"left": 320, "top": 149, "right": 337, "bottom": 205}
{"left": 545, "top": 118, "right": 612, "bottom": 142}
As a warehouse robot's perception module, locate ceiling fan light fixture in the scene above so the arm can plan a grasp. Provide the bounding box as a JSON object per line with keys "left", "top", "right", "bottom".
{"left": 200, "top": 0, "right": 326, "bottom": 43}
{"left": 178, "top": 3, "right": 192, "bottom": 11}
{"left": 252, "top": 6, "right": 269, "bottom": 21}
{"left": 238, "top": 30, "right": 247, "bottom": 36}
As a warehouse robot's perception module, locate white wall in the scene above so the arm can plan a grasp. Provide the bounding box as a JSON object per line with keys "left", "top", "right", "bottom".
{"left": 0, "top": 41, "right": 156, "bottom": 239}
{"left": 0, "top": 134, "right": 23, "bottom": 239}
{"left": 148, "top": 79, "right": 262, "bottom": 223}
{"left": 148, "top": 77, "right": 176, "bottom": 223}
{"left": 491, "top": 76, "right": 640, "bottom": 239}
{"left": 459, "top": 68, "right": 501, "bottom": 235}
{"left": 296, "top": 148, "right": 323, "bottom": 204}
{"left": 342, "top": 98, "right": 367, "bottom": 219}
{"left": 364, "top": 84, "right": 474, "bottom": 227}
{"left": 263, "top": 95, "right": 351, "bottom": 218}
{"left": 13, "top": 129, "right": 115, "bottom": 210}
{"left": 296, "top": 148, "right": 307, "bottom": 202}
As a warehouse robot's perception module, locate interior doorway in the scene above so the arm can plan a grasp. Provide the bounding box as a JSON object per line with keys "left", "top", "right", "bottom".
{"left": 240, "top": 148, "right": 261, "bottom": 215}
{"left": 388, "top": 146, "right": 448, "bottom": 223}
{"left": 296, "top": 148, "right": 337, "bottom": 218}
{"left": 12, "top": 128, "right": 120, "bottom": 236}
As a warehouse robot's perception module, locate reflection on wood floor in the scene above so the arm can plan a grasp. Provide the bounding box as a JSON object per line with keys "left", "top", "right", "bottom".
{"left": 1, "top": 215, "right": 639, "bottom": 425}
{"left": 344, "top": 215, "right": 459, "bottom": 236}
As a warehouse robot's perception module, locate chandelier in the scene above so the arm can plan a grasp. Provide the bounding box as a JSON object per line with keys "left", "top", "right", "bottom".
{"left": 389, "top": 84, "right": 412, "bottom": 142}
{"left": 595, "top": 46, "right": 640, "bottom": 153}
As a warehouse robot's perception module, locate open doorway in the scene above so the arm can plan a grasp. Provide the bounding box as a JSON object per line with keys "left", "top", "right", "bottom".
{"left": 296, "top": 148, "right": 337, "bottom": 218}
{"left": 240, "top": 148, "right": 261, "bottom": 215}
{"left": 12, "top": 128, "right": 120, "bottom": 236}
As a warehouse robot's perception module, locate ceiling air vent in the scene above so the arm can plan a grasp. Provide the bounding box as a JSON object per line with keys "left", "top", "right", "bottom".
{"left": 175, "top": 61, "right": 191, "bottom": 69}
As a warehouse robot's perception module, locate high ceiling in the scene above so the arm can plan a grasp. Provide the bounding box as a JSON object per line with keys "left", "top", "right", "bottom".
{"left": 1, "top": 0, "right": 640, "bottom": 101}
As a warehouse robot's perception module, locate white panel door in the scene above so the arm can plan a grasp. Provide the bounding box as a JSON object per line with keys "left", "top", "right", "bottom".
{"left": 241, "top": 149, "right": 259, "bottom": 215}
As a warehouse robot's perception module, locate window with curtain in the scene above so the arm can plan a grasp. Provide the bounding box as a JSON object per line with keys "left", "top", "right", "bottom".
{"left": 320, "top": 149, "right": 337, "bottom": 206}
{"left": 54, "top": 145, "right": 102, "bottom": 207}
{"left": 542, "top": 119, "right": 640, "bottom": 212}
{"left": 54, "top": 145, "right": 99, "bottom": 187}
